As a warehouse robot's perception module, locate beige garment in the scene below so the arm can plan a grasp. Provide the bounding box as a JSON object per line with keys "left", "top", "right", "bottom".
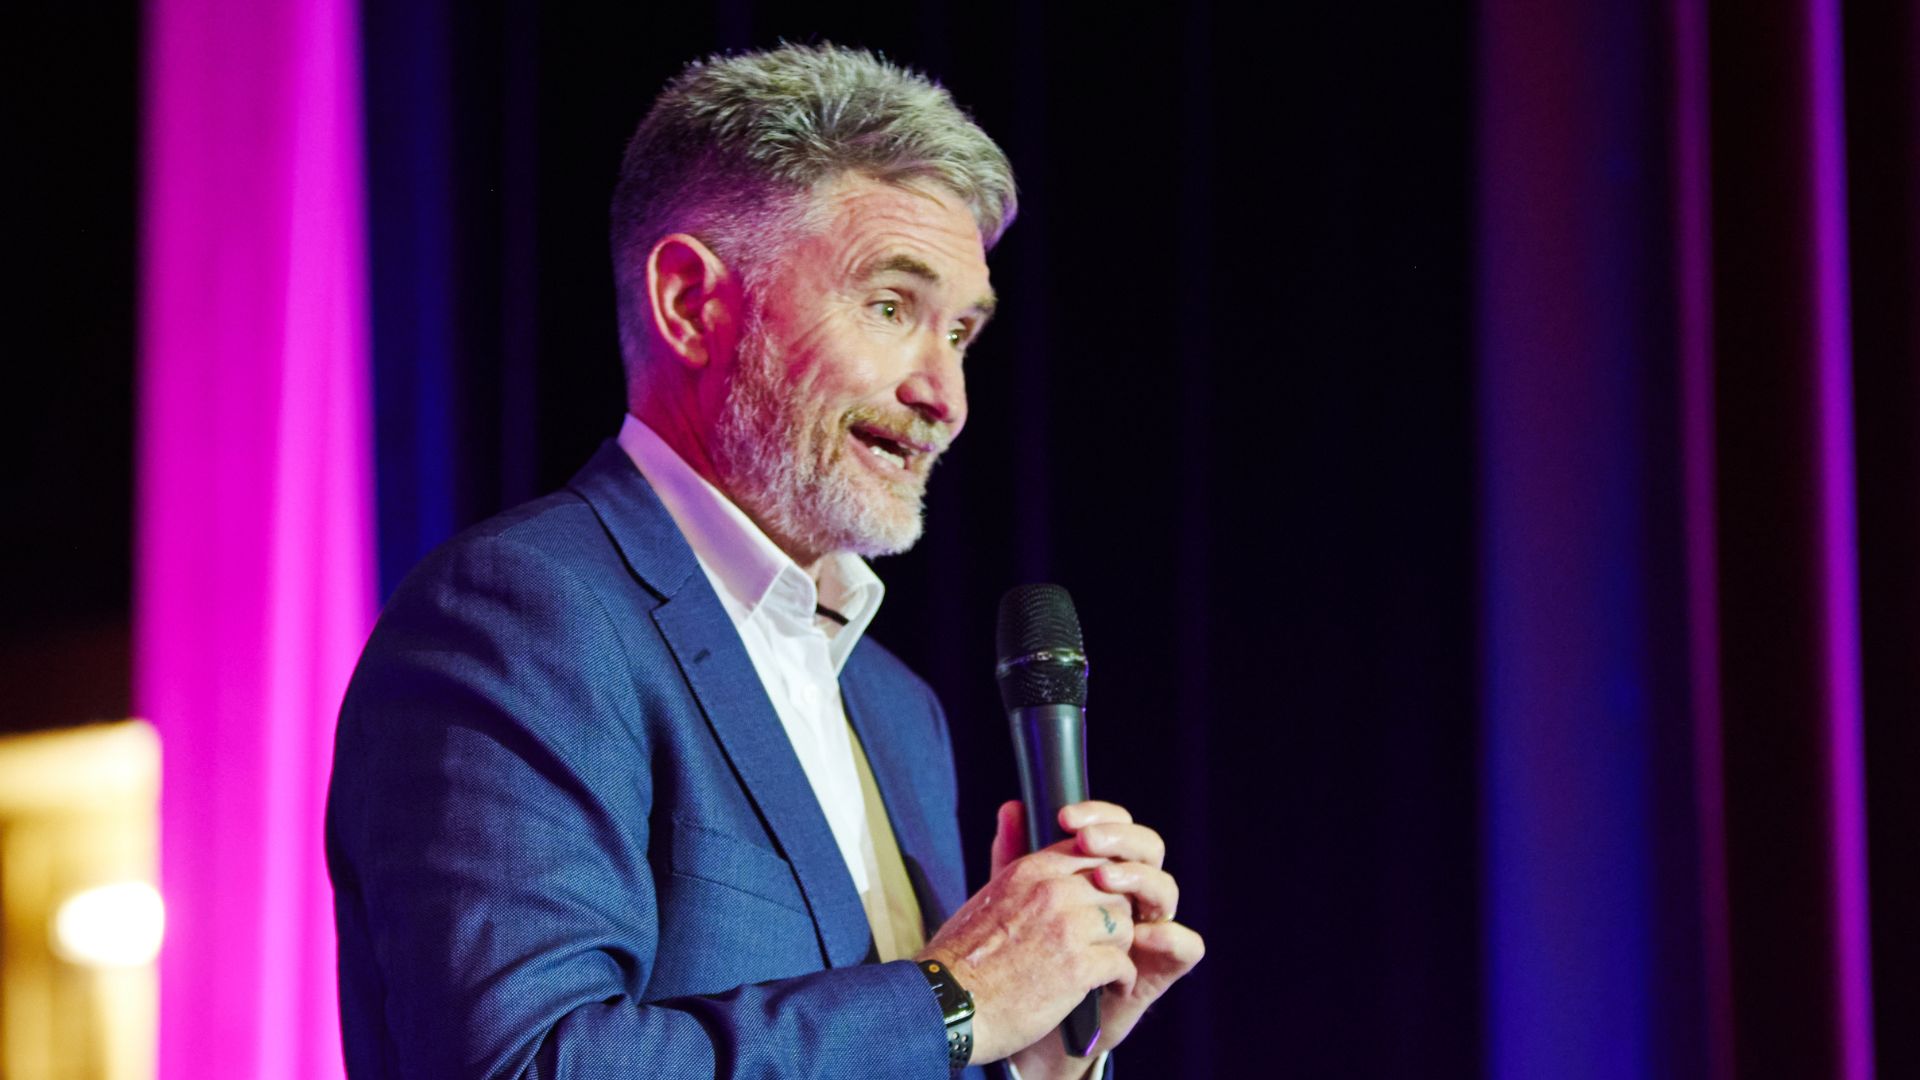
{"left": 848, "top": 723, "right": 928, "bottom": 961}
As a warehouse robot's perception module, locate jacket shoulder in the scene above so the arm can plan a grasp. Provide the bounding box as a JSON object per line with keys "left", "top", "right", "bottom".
{"left": 400, "top": 491, "right": 613, "bottom": 587}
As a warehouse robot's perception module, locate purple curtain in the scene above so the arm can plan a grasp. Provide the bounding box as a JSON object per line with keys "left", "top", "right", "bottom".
{"left": 138, "top": 0, "right": 373, "bottom": 1076}
{"left": 1479, "top": 0, "right": 1918, "bottom": 1077}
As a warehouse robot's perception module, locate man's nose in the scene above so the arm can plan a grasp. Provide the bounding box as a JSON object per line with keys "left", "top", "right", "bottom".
{"left": 897, "top": 334, "right": 967, "bottom": 435}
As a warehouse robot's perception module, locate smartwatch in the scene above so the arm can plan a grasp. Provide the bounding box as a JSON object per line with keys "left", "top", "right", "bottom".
{"left": 916, "top": 958, "right": 975, "bottom": 1070}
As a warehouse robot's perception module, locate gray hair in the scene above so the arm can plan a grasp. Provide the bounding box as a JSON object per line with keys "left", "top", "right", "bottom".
{"left": 609, "top": 42, "right": 1018, "bottom": 370}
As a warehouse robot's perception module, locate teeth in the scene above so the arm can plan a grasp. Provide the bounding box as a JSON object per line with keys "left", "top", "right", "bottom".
{"left": 867, "top": 441, "right": 907, "bottom": 468}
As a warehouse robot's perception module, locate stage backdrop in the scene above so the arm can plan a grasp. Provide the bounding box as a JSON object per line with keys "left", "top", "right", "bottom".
{"left": 120, "top": 1, "right": 1916, "bottom": 1077}
{"left": 360, "top": 3, "right": 1915, "bottom": 1076}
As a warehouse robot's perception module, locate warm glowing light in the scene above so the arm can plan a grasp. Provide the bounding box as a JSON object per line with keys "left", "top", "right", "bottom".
{"left": 52, "top": 881, "right": 166, "bottom": 968}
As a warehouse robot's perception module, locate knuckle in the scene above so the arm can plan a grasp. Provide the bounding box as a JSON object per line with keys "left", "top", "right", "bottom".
{"left": 1008, "top": 854, "right": 1046, "bottom": 886}
{"left": 1034, "top": 875, "right": 1072, "bottom": 908}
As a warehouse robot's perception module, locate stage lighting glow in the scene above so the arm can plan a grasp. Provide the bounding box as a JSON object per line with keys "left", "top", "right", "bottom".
{"left": 52, "top": 881, "right": 166, "bottom": 968}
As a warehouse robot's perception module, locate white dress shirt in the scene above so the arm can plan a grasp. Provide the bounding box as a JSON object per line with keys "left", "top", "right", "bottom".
{"left": 619, "top": 415, "right": 1105, "bottom": 1078}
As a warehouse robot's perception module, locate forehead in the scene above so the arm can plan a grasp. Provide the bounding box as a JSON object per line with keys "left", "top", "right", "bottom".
{"left": 793, "top": 174, "right": 992, "bottom": 294}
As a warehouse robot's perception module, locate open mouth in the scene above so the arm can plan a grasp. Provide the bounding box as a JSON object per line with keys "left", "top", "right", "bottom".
{"left": 849, "top": 424, "right": 928, "bottom": 471}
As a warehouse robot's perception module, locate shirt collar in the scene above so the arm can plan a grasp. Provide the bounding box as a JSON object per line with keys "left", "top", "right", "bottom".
{"left": 617, "top": 414, "right": 884, "bottom": 672}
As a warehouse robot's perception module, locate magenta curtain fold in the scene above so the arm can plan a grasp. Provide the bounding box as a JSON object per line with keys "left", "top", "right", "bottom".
{"left": 1706, "top": 1, "right": 1877, "bottom": 1075}
{"left": 137, "top": 0, "right": 372, "bottom": 1077}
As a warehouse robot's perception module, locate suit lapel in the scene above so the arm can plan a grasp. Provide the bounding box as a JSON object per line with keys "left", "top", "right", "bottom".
{"left": 568, "top": 443, "right": 873, "bottom": 970}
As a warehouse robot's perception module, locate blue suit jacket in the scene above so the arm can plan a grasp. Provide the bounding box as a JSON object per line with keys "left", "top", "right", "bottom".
{"left": 327, "top": 442, "right": 983, "bottom": 1078}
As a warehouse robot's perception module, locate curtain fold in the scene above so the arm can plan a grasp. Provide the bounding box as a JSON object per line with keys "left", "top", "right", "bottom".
{"left": 1708, "top": 1, "right": 1874, "bottom": 1074}
{"left": 1846, "top": 0, "right": 1920, "bottom": 1070}
{"left": 138, "top": 0, "right": 373, "bottom": 1076}
{"left": 1480, "top": 0, "right": 1917, "bottom": 1076}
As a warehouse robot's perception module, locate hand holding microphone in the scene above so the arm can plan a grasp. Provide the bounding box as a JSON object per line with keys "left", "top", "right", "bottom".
{"left": 915, "top": 585, "right": 1204, "bottom": 1074}
{"left": 996, "top": 583, "right": 1106, "bottom": 1057}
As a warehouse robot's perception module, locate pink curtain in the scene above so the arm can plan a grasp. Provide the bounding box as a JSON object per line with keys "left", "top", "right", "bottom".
{"left": 137, "top": 0, "right": 372, "bottom": 1076}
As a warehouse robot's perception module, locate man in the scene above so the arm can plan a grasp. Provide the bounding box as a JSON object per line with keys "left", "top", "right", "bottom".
{"left": 327, "top": 44, "right": 1201, "bottom": 1078}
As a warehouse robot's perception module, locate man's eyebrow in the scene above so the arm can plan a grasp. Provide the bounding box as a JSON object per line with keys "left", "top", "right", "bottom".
{"left": 861, "top": 253, "right": 941, "bottom": 284}
{"left": 860, "top": 253, "right": 998, "bottom": 319}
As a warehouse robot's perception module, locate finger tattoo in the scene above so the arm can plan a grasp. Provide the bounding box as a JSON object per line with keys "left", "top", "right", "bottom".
{"left": 1100, "top": 906, "right": 1119, "bottom": 935}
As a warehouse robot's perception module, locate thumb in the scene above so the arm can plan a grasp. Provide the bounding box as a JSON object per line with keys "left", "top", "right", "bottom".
{"left": 989, "top": 799, "right": 1027, "bottom": 876}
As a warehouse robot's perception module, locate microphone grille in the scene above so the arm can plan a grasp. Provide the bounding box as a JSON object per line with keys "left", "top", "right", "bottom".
{"left": 995, "top": 584, "right": 1088, "bottom": 709}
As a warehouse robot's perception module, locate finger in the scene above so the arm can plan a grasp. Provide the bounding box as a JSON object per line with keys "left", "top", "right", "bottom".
{"left": 1075, "top": 821, "right": 1166, "bottom": 868}
{"left": 1130, "top": 919, "right": 1206, "bottom": 975}
{"left": 990, "top": 800, "right": 1026, "bottom": 875}
{"left": 1101, "top": 949, "right": 1141, "bottom": 999}
{"left": 1004, "top": 844, "right": 1113, "bottom": 893}
{"left": 1029, "top": 833, "right": 1111, "bottom": 868}
{"left": 1058, "top": 800, "right": 1134, "bottom": 832}
{"left": 1090, "top": 899, "right": 1132, "bottom": 945}
{"left": 1093, "top": 861, "right": 1179, "bottom": 924}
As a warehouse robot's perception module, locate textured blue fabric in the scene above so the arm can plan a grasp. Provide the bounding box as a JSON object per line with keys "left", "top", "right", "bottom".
{"left": 326, "top": 441, "right": 980, "bottom": 1078}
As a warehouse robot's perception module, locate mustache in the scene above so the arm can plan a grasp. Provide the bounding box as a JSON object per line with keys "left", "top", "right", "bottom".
{"left": 842, "top": 408, "right": 953, "bottom": 454}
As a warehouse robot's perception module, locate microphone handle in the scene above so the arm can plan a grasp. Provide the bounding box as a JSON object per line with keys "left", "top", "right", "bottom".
{"left": 1009, "top": 704, "right": 1103, "bottom": 1058}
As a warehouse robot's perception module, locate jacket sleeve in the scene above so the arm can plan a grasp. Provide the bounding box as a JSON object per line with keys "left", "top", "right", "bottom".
{"left": 326, "top": 533, "right": 949, "bottom": 1079}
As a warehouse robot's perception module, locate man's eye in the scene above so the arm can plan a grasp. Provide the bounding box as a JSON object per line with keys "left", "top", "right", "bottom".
{"left": 874, "top": 300, "right": 900, "bottom": 321}
{"left": 947, "top": 328, "right": 966, "bottom": 348}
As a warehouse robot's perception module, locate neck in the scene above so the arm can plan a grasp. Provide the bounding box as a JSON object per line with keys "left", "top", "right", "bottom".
{"left": 630, "top": 394, "right": 723, "bottom": 493}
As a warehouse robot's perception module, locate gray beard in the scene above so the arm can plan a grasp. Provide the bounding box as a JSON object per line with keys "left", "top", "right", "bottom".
{"left": 709, "top": 319, "right": 929, "bottom": 561}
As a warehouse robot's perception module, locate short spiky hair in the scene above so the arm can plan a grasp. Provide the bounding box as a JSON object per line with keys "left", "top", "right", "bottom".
{"left": 609, "top": 43, "right": 1018, "bottom": 369}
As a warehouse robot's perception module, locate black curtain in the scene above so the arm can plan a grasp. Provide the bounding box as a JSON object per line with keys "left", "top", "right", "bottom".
{"left": 364, "top": 4, "right": 1479, "bottom": 1075}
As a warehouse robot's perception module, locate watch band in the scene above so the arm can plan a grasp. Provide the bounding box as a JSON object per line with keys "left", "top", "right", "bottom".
{"left": 916, "top": 959, "right": 975, "bottom": 1070}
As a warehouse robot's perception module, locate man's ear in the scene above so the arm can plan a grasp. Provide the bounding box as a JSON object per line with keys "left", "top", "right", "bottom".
{"left": 644, "top": 233, "right": 738, "bottom": 369}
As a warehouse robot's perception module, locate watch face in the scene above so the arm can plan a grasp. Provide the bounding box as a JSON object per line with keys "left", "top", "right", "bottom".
{"left": 921, "top": 961, "right": 975, "bottom": 1070}
{"left": 919, "top": 960, "right": 975, "bottom": 1021}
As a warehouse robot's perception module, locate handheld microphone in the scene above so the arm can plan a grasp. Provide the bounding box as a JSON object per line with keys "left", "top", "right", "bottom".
{"left": 995, "top": 584, "right": 1101, "bottom": 1058}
